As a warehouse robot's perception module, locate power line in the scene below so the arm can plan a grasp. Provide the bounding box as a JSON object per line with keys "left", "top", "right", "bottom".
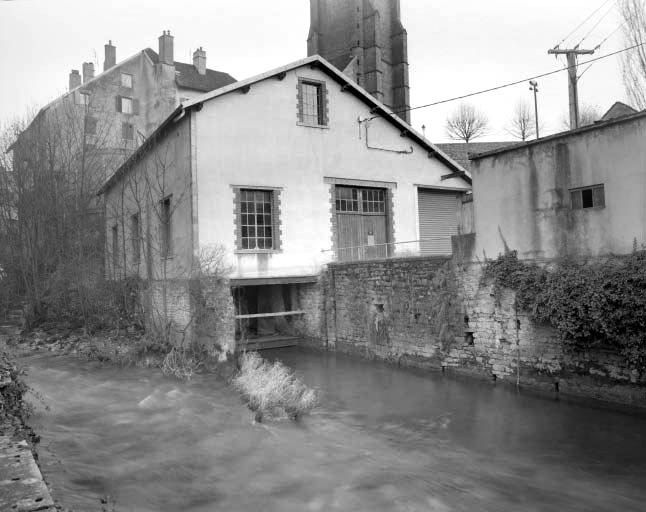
{"left": 579, "top": 21, "right": 626, "bottom": 80}
{"left": 595, "top": 20, "right": 626, "bottom": 50}
{"left": 367, "top": 42, "right": 645, "bottom": 121}
{"left": 574, "top": 0, "right": 618, "bottom": 48}
{"left": 553, "top": 0, "right": 614, "bottom": 49}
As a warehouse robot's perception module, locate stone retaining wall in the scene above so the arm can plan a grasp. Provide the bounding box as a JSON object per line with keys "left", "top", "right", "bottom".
{"left": 301, "top": 256, "right": 646, "bottom": 407}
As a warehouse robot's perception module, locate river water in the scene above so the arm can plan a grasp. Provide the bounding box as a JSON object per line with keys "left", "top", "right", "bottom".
{"left": 21, "top": 348, "right": 646, "bottom": 512}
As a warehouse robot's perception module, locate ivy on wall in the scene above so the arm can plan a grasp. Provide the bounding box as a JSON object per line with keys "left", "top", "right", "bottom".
{"left": 484, "top": 250, "right": 646, "bottom": 373}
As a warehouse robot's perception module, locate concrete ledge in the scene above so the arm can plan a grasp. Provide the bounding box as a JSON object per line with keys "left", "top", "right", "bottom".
{"left": 0, "top": 437, "right": 55, "bottom": 511}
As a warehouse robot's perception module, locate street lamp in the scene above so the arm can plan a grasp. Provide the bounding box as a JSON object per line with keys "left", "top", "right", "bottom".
{"left": 529, "top": 80, "right": 539, "bottom": 139}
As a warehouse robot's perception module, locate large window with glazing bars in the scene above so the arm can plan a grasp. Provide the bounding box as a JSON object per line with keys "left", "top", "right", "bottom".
{"left": 335, "top": 186, "right": 386, "bottom": 214}
{"left": 238, "top": 189, "right": 277, "bottom": 250}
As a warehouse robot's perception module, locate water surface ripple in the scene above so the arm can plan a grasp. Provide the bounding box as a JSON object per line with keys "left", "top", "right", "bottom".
{"left": 22, "top": 347, "right": 646, "bottom": 511}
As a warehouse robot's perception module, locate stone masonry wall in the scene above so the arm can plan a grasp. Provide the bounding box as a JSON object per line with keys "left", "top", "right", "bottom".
{"left": 146, "top": 279, "right": 193, "bottom": 343}
{"left": 193, "top": 277, "right": 236, "bottom": 358}
{"left": 295, "top": 279, "right": 328, "bottom": 344}
{"left": 145, "top": 277, "right": 235, "bottom": 357}
{"left": 308, "top": 257, "right": 646, "bottom": 407}
{"left": 321, "top": 257, "right": 462, "bottom": 366}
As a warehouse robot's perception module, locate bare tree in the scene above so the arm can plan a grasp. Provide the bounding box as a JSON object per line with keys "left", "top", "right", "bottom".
{"left": 445, "top": 103, "right": 489, "bottom": 143}
{"left": 620, "top": 0, "right": 646, "bottom": 110}
{"left": 506, "top": 101, "right": 536, "bottom": 141}
{"left": 0, "top": 96, "right": 120, "bottom": 327}
{"left": 560, "top": 103, "right": 601, "bottom": 130}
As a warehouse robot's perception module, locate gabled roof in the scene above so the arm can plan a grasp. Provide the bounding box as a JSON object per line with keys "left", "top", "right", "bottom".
{"left": 436, "top": 142, "right": 519, "bottom": 172}
{"left": 98, "top": 55, "right": 470, "bottom": 195}
{"left": 143, "top": 48, "right": 236, "bottom": 92}
{"left": 600, "top": 101, "right": 637, "bottom": 122}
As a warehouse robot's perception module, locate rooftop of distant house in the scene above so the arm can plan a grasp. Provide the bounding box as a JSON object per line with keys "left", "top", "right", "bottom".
{"left": 470, "top": 101, "right": 643, "bottom": 161}
{"left": 436, "top": 142, "right": 520, "bottom": 172}
{"left": 142, "top": 48, "right": 235, "bottom": 92}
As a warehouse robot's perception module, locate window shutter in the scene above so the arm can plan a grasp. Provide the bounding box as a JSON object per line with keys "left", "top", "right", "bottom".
{"left": 593, "top": 186, "right": 605, "bottom": 208}
{"left": 571, "top": 190, "right": 582, "bottom": 209}
{"left": 115, "top": 96, "right": 122, "bottom": 113}
{"left": 133, "top": 99, "right": 140, "bottom": 115}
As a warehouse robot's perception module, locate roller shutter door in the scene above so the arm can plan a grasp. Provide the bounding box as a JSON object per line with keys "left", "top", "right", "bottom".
{"left": 418, "top": 189, "right": 459, "bottom": 255}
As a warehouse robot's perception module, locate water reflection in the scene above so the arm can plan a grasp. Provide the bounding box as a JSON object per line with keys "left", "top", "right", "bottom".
{"left": 22, "top": 347, "right": 646, "bottom": 512}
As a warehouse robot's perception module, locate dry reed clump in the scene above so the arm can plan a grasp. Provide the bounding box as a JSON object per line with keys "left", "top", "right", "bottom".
{"left": 233, "top": 352, "right": 318, "bottom": 422}
{"left": 161, "top": 346, "right": 204, "bottom": 380}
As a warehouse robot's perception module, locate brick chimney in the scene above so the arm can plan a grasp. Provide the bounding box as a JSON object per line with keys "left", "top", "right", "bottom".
{"left": 104, "top": 40, "right": 116, "bottom": 71}
{"left": 193, "top": 47, "right": 206, "bottom": 75}
{"left": 158, "top": 30, "right": 174, "bottom": 65}
{"left": 69, "top": 69, "right": 81, "bottom": 91}
{"left": 82, "top": 62, "right": 95, "bottom": 83}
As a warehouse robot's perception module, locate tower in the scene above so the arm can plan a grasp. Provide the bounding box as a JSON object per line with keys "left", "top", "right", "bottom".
{"left": 307, "top": 0, "right": 411, "bottom": 124}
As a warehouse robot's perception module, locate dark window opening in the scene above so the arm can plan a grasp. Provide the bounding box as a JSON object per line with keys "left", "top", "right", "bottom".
{"left": 570, "top": 184, "right": 605, "bottom": 210}
{"left": 111, "top": 224, "right": 118, "bottom": 270}
{"left": 122, "top": 122, "right": 134, "bottom": 141}
{"left": 85, "top": 116, "right": 97, "bottom": 135}
{"left": 160, "top": 196, "right": 172, "bottom": 258}
{"left": 131, "top": 213, "right": 140, "bottom": 264}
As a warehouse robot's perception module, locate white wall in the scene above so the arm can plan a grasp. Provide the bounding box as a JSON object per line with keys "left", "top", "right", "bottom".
{"left": 194, "top": 65, "right": 469, "bottom": 278}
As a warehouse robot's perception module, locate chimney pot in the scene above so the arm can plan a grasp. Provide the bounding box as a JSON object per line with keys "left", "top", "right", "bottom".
{"left": 82, "top": 62, "right": 95, "bottom": 83}
{"left": 104, "top": 40, "right": 116, "bottom": 71}
{"left": 158, "top": 30, "right": 174, "bottom": 65}
{"left": 193, "top": 47, "right": 207, "bottom": 75}
{"left": 69, "top": 69, "right": 81, "bottom": 91}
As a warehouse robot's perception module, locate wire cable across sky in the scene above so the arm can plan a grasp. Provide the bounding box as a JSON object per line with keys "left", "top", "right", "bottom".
{"left": 368, "top": 42, "right": 644, "bottom": 121}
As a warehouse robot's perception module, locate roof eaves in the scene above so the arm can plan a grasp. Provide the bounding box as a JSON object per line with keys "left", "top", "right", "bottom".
{"left": 181, "top": 55, "right": 470, "bottom": 183}
{"left": 470, "top": 108, "right": 646, "bottom": 161}
{"left": 97, "top": 105, "right": 184, "bottom": 196}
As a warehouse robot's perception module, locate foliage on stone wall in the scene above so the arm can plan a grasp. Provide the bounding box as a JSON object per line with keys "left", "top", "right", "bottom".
{"left": 484, "top": 250, "right": 646, "bottom": 372}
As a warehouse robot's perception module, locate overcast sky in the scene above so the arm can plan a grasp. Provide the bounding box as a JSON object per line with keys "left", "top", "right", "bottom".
{"left": 0, "top": 0, "right": 629, "bottom": 142}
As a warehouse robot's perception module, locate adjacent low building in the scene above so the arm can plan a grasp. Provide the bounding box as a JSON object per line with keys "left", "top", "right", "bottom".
{"left": 98, "top": 55, "right": 471, "bottom": 350}
{"left": 468, "top": 108, "right": 646, "bottom": 260}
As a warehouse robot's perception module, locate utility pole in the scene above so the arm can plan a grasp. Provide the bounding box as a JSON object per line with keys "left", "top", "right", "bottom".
{"left": 529, "top": 80, "right": 540, "bottom": 139}
{"left": 547, "top": 47, "right": 595, "bottom": 129}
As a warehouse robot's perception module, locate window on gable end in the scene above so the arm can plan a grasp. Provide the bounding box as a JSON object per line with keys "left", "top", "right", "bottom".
{"left": 121, "top": 73, "right": 133, "bottom": 88}
{"left": 297, "top": 78, "right": 328, "bottom": 127}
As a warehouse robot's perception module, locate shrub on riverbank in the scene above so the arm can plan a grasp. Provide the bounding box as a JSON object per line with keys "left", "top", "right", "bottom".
{"left": 233, "top": 352, "right": 318, "bottom": 422}
{"left": 0, "top": 353, "right": 38, "bottom": 441}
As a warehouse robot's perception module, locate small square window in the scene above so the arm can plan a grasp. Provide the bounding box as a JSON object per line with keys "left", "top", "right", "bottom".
{"left": 570, "top": 184, "right": 605, "bottom": 210}
{"left": 121, "top": 73, "right": 133, "bottom": 88}
{"left": 79, "top": 92, "right": 90, "bottom": 105}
